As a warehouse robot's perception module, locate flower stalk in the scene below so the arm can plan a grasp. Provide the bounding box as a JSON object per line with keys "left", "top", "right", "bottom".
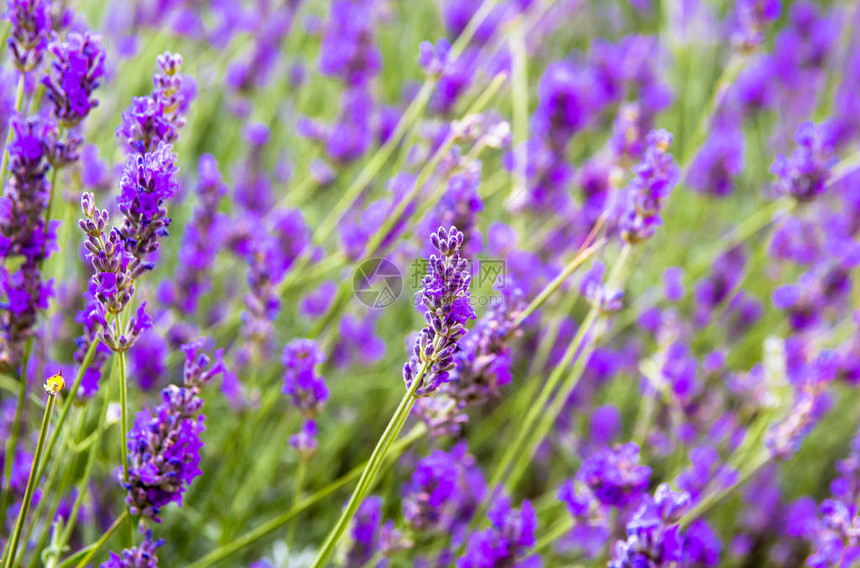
{"left": 3, "top": 372, "right": 64, "bottom": 568}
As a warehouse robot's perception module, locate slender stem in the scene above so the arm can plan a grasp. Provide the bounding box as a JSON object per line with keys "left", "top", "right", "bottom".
{"left": 0, "top": 72, "right": 24, "bottom": 196}
{"left": 33, "top": 338, "right": 101, "bottom": 488}
{"left": 514, "top": 239, "right": 606, "bottom": 328}
{"left": 186, "top": 424, "right": 427, "bottom": 568}
{"left": 114, "top": 337, "right": 133, "bottom": 546}
{"left": 51, "top": 381, "right": 113, "bottom": 565}
{"left": 311, "top": 365, "right": 427, "bottom": 568}
{"left": 59, "top": 511, "right": 128, "bottom": 568}
{"left": 533, "top": 517, "right": 573, "bottom": 554}
{"left": 43, "top": 134, "right": 64, "bottom": 238}
{"left": 286, "top": 459, "right": 307, "bottom": 552}
{"left": 4, "top": 393, "right": 56, "bottom": 568}
{"left": 0, "top": 337, "right": 34, "bottom": 530}
{"left": 489, "top": 244, "right": 632, "bottom": 493}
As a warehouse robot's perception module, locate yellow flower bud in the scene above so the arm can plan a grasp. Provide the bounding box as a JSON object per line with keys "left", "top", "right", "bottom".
{"left": 44, "top": 372, "right": 65, "bottom": 396}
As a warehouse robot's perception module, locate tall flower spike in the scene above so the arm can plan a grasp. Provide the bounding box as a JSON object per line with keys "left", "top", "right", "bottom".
{"left": 5, "top": 0, "right": 52, "bottom": 71}
{"left": 101, "top": 530, "right": 163, "bottom": 568}
{"left": 115, "top": 142, "right": 179, "bottom": 274}
{"left": 42, "top": 31, "right": 106, "bottom": 126}
{"left": 620, "top": 129, "right": 679, "bottom": 244}
{"left": 0, "top": 116, "right": 54, "bottom": 368}
{"left": 116, "top": 51, "right": 190, "bottom": 155}
{"left": 771, "top": 121, "right": 836, "bottom": 203}
{"left": 124, "top": 341, "right": 224, "bottom": 521}
{"left": 282, "top": 338, "right": 329, "bottom": 418}
{"left": 403, "top": 225, "right": 476, "bottom": 397}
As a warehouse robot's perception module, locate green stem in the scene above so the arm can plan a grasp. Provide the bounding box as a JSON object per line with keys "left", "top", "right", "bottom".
{"left": 59, "top": 511, "right": 127, "bottom": 568}
{"left": 311, "top": 365, "right": 427, "bottom": 568}
{"left": 4, "top": 392, "right": 57, "bottom": 568}
{"left": 186, "top": 424, "right": 427, "bottom": 568}
{"left": 50, "top": 381, "right": 113, "bottom": 566}
{"left": 286, "top": 459, "right": 307, "bottom": 553}
{"left": 114, "top": 337, "right": 132, "bottom": 546}
{"left": 21, "top": 409, "right": 84, "bottom": 568}
{"left": 0, "top": 337, "right": 32, "bottom": 530}
{"left": 514, "top": 240, "right": 604, "bottom": 328}
{"left": 488, "top": 244, "right": 632, "bottom": 493}
{"left": 32, "top": 338, "right": 101, "bottom": 489}
{"left": 533, "top": 517, "right": 573, "bottom": 554}
{"left": 0, "top": 72, "right": 24, "bottom": 196}
{"left": 43, "top": 137, "right": 64, "bottom": 238}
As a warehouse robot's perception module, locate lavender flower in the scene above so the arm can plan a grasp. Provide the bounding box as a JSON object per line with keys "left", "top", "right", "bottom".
{"left": 771, "top": 122, "right": 836, "bottom": 202}
{"left": 458, "top": 495, "right": 540, "bottom": 568}
{"left": 116, "top": 51, "right": 190, "bottom": 154}
{"left": 805, "top": 427, "right": 860, "bottom": 566}
{"left": 42, "top": 31, "right": 106, "bottom": 126}
{"left": 115, "top": 142, "right": 179, "bottom": 274}
{"left": 160, "top": 154, "right": 227, "bottom": 312}
{"left": 290, "top": 419, "right": 318, "bottom": 460}
{"left": 0, "top": 116, "right": 55, "bottom": 368}
{"left": 609, "top": 484, "right": 694, "bottom": 568}
{"left": 346, "top": 496, "right": 383, "bottom": 568}
{"left": 577, "top": 442, "right": 651, "bottom": 508}
{"left": 101, "top": 530, "right": 162, "bottom": 567}
{"left": 318, "top": 0, "right": 381, "bottom": 86}
{"left": 402, "top": 449, "right": 461, "bottom": 532}
{"left": 5, "top": 0, "right": 52, "bottom": 71}
{"left": 687, "top": 123, "right": 745, "bottom": 197}
{"left": 403, "top": 226, "right": 475, "bottom": 396}
{"left": 447, "top": 287, "right": 524, "bottom": 406}
{"left": 764, "top": 351, "right": 834, "bottom": 459}
{"left": 532, "top": 61, "right": 590, "bottom": 152}
{"left": 282, "top": 338, "right": 328, "bottom": 418}
{"left": 620, "top": 129, "right": 679, "bottom": 243}
{"left": 734, "top": 0, "right": 782, "bottom": 50}
{"left": 124, "top": 341, "right": 224, "bottom": 521}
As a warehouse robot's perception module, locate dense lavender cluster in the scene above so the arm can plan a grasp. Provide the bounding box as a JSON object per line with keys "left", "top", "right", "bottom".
{"left": 620, "top": 129, "right": 680, "bottom": 243}
{"left": 0, "top": 117, "right": 54, "bottom": 368}
{"left": 403, "top": 226, "right": 475, "bottom": 396}
{"left": 116, "top": 51, "right": 190, "bottom": 154}
{"left": 42, "top": 31, "right": 107, "bottom": 126}
{"left": 124, "top": 341, "right": 224, "bottom": 521}
{"left": 5, "top": 0, "right": 52, "bottom": 71}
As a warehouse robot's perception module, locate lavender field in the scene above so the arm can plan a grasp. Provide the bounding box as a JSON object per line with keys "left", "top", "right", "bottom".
{"left": 1, "top": 0, "right": 859, "bottom": 566}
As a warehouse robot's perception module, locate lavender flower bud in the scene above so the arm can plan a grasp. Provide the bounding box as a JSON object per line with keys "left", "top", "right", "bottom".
{"left": 42, "top": 31, "right": 106, "bottom": 127}
{"left": 5, "top": 0, "right": 52, "bottom": 71}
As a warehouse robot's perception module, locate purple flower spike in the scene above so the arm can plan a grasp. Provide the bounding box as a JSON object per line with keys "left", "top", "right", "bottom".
{"left": 318, "top": 0, "right": 381, "bottom": 86}
{"left": 124, "top": 341, "right": 224, "bottom": 521}
{"left": 577, "top": 442, "right": 651, "bottom": 508}
{"left": 458, "top": 495, "right": 540, "bottom": 568}
{"left": 0, "top": 116, "right": 55, "bottom": 368}
{"left": 5, "top": 0, "right": 52, "bottom": 71}
{"left": 116, "top": 142, "right": 179, "bottom": 274}
{"left": 610, "top": 484, "right": 698, "bottom": 568}
{"left": 403, "top": 225, "right": 476, "bottom": 396}
{"left": 42, "top": 31, "right": 106, "bottom": 126}
{"left": 290, "top": 419, "right": 318, "bottom": 460}
{"left": 771, "top": 122, "right": 836, "bottom": 202}
{"left": 282, "top": 338, "right": 329, "bottom": 418}
{"left": 116, "top": 51, "right": 191, "bottom": 154}
{"left": 620, "top": 129, "right": 680, "bottom": 244}
{"left": 101, "top": 530, "right": 163, "bottom": 567}
{"left": 402, "top": 450, "right": 461, "bottom": 532}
